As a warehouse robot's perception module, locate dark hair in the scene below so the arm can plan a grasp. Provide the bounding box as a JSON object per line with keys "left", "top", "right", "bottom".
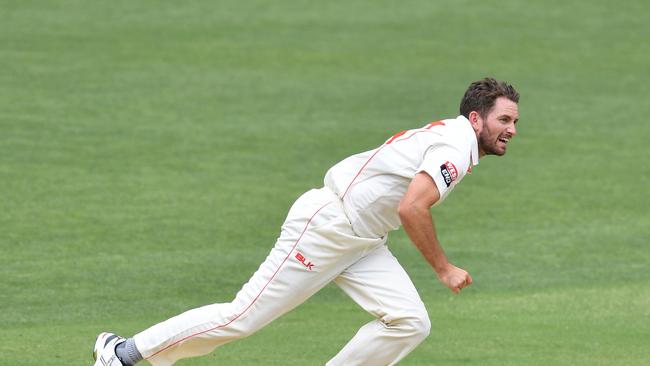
{"left": 459, "top": 77, "right": 519, "bottom": 119}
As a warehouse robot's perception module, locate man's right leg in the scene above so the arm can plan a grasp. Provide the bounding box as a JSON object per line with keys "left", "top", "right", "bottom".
{"left": 327, "top": 244, "right": 431, "bottom": 366}
{"left": 127, "top": 188, "right": 380, "bottom": 366}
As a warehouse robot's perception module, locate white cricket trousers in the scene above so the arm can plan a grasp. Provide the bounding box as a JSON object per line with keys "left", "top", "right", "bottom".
{"left": 134, "top": 187, "right": 431, "bottom": 366}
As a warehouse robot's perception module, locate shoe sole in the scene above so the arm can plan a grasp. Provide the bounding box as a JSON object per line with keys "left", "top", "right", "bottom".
{"left": 93, "top": 332, "right": 109, "bottom": 362}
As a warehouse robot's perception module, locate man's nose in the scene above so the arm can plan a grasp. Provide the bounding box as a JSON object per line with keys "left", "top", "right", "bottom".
{"left": 508, "top": 123, "right": 517, "bottom": 136}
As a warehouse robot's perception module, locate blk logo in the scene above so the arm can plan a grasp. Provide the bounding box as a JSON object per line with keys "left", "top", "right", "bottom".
{"left": 295, "top": 252, "right": 314, "bottom": 271}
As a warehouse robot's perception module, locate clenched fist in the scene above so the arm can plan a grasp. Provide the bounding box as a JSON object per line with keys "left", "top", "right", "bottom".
{"left": 437, "top": 263, "right": 473, "bottom": 294}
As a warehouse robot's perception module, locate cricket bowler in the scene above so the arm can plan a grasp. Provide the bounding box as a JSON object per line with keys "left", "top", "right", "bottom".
{"left": 92, "top": 77, "right": 520, "bottom": 366}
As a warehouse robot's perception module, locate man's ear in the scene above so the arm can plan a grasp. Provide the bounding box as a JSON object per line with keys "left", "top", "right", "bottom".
{"left": 468, "top": 111, "right": 482, "bottom": 133}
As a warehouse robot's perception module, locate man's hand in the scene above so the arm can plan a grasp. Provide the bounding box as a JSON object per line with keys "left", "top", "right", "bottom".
{"left": 437, "top": 263, "right": 473, "bottom": 294}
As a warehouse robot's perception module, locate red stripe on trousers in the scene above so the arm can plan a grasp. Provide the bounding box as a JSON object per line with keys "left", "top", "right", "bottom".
{"left": 146, "top": 201, "right": 333, "bottom": 359}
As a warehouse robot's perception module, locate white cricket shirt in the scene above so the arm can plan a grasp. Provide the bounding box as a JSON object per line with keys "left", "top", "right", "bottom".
{"left": 324, "top": 115, "right": 479, "bottom": 239}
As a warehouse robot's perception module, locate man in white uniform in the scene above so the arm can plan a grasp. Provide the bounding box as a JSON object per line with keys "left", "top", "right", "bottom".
{"left": 93, "top": 77, "right": 520, "bottom": 366}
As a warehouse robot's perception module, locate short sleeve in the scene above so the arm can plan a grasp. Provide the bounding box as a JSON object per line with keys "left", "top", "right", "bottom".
{"left": 417, "top": 144, "right": 467, "bottom": 202}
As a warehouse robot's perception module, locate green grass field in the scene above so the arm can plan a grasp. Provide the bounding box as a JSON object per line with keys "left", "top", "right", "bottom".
{"left": 2, "top": 1, "right": 649, "bottom": 365}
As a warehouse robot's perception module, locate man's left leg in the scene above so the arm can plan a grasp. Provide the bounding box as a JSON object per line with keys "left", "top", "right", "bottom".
{"left": 328, "top": 244, "right": 431, "bottom": 366}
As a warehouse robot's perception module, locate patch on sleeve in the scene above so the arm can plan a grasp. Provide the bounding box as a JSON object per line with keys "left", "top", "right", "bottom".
{"left": 439, "top": 161, "right": 458, "bottom": 187}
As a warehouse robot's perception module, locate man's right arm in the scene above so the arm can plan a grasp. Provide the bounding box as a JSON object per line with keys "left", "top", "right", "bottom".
{"left": 398, "top": 172, "right": 472, "bottom": 294}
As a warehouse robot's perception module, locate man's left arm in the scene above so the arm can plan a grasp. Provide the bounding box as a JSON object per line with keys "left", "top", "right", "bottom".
{"left": 398, "top": 172, "right": 473, "bottom": 294}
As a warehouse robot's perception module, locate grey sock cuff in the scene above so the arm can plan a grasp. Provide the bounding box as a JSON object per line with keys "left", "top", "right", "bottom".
{"left": 116, "top": 338, "right": 143, "bottom": 366}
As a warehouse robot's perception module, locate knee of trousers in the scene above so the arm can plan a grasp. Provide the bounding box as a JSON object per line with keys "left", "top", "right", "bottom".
{"left": 385, "top": 308, "right": 431, "bottom": 342}
{"left": 217, "top": 319, "right": 265, "bottom": 340}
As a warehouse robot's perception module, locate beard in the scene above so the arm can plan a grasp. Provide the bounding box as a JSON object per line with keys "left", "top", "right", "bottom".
{"left": 478, "top": 128, "right": 507, "bottom": 156}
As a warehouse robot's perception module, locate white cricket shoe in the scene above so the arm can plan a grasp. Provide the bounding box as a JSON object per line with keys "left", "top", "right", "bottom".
{"left": 93, "top": 332, "right": 125, "bottom": 366}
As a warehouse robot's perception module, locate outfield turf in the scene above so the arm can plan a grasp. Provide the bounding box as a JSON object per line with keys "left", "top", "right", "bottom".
{"left": 1, "top": 1, "right": 649, "bottom": 365}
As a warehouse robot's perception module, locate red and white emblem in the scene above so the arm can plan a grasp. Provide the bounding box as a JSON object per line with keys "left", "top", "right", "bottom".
{"left": 444, "top": 161, "right": 458, "bottom": 181}
{"left": 439, "top": 161, "right": 458, "bottom": 187}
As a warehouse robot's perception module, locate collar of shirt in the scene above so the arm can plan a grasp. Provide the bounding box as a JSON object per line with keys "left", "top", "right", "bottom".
{"left": 457, "top": 115, "right": 479, "bottom": 167}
